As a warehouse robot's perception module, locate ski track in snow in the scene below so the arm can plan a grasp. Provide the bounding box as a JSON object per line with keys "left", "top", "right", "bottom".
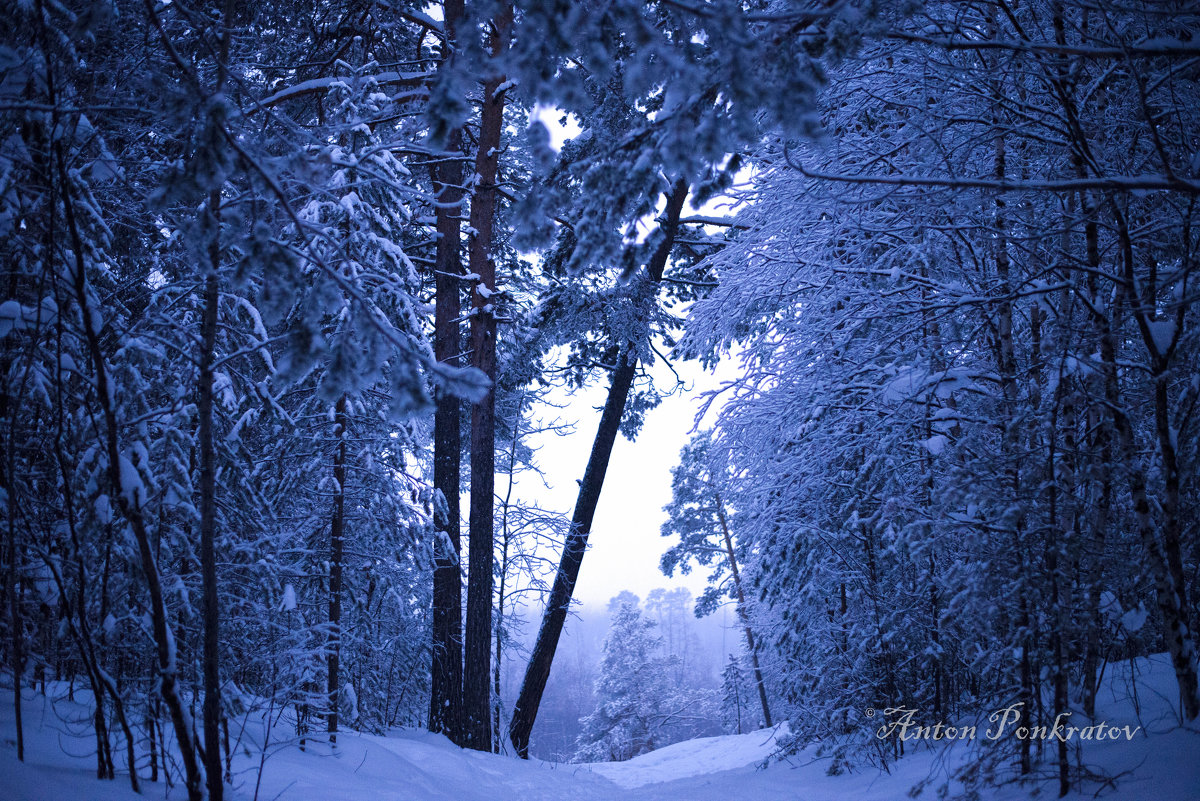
{"left": 3, "top": 655, "right": 1199, "bottom": 801}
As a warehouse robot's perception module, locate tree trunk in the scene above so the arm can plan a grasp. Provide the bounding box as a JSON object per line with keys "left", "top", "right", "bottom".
{"left": 148, "top": 699, "right": 159, "bottom": 783}
{"left": 428, "top": 0, "right": 467, "bottom": 745}
{"left": 1151, "top": 365, "right": 1198, "bottom": 719}
{"left": 508, "top": 181, "right": 689, "bottom": 758}
{"left": 2, "top": 391, "right": 21, "bottom": 765}
{"left": 1106, "top": 206, "right": 1200, "bottom": 720}
{"left": 991, "top": 111, "right": 1033, "bottom": 775}
{"left": 462, "top": 3, "right": 513, "bottom": 752}
{"left": 198, "top": 194, "right": 224, "bottom": 801}
{"left": 199, "top": 7, "right": 234, "bottom": 793}
{"left": 1039, "top": 306, "right": 1073, "bottom": 797}
{"left": 50, "top": 421, "right": 137, "bottom": 789}
{"left": 60, "top": 141, "right": 205, "bottom": 801}
{"left": 328, "top": 394, "right": 347, "bottom": 743}
{"left": 714, "top": 496, "right": 772, "bottom": 729}
{"left": 1, "top": 149, "right": 25, "bottom": 764}
{"left": 508, "top": 359, "right": 636, "bottom": 759}
{"left": 1078, "top": 190, "right": 1111, "bottom": 719}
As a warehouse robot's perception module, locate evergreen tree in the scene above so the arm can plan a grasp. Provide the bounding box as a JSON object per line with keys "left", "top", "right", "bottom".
{"left": 574, "top": 602, "right": 674, "bottom": 763}
{"left": 719, "top": 655, "right": 754, "bottom": 735}
{"left": 574, "top": 598, "right": 718, "bottom": 763}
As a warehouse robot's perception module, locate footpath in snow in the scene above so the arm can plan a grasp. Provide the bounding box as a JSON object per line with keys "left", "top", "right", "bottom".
{"left": 2, "top": 655, "right": 1198, "bottom": 801}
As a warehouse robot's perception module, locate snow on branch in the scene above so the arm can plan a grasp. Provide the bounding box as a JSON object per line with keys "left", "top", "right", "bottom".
{"left": 784, "top": 147, "right": 1200, "bottom": 195}
{"left": 255, "top": 71, "right": 434, "bottom": 110}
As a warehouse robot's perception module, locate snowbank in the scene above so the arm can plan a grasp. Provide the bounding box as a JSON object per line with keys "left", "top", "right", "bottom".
{"left": 581, "top": 726, "right": 783, "bottom": 789}
{"left": 1, "top": 654, "right": 1197, "bottom": 800}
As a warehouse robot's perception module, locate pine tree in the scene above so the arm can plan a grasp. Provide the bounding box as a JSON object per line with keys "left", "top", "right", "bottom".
{"left": 661, "top": 430, "right": 772, "bottom": 728}
{"left": 574, "top": 602, "right": 673, "bottom": 763}
{"left": 720, "top": 655, "right": 752, "bottom": 735}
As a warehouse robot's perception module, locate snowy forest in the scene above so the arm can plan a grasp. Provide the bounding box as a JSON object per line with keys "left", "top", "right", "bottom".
{"left": 1, "top": 1, "right": 1198, "bottom": 800}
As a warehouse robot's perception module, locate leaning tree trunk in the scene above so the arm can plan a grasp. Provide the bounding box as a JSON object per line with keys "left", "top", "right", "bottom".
{"left": 462, "top": 3, "right": 513, "bottom": 752}
{"left": 508, "top": 181, "right": 689, "bottom": 758}
{"left": 61, "top": 142, "right": 205, "bottom": 801}
{"left": 494, "top": 393, "right": 525, "bottom": 752}
{"left": 49, "top": 299, "right": 140, "bottom": 791}
{"left": 428, "top": 0, "right": 467, "bottom": 745}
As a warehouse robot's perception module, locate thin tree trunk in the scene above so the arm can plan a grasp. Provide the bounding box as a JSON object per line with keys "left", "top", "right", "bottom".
{"left": 328, "top": 394, "right": 347, "bottom": 743}
{"left": 1077, "top": 187, "right": 1111, "bottom": 719}
{"left": 60, "top": 141, "right": 205, "bottom": 801}
{"left": 1037, "top": 292, "right": 1072, "bottom": 797}
{"left": 918, "top": 253, "right": 946, "bottom": 720}
{"left": 991, "top": 105, "right": 1033, "bottom": 775}
{"left": 2, "top": 55, "right": 30, "bottom": 767}
{"left": 2, "top": 399, "right": 21, "bottom": 765}
{"left": 508, "top": 181, "right": 689, "bottom": 758}
{"left": 198, "top": 198, "right": 224, "bottom": 801}
{"left": 50, "top": 375, "right": 133, "bottom": 787}
{"left": 493, "top": 530, "right": 507, "bottom": 753}
{"left": 462, "top": 3, "right": 513, "bottom": 752}
{"left": 222, "top": 712, "right": 232, "bottom": 785}
{"left": 429, "top": 0, "right": 467, "bottom": 745}
{"left": 493, "top": 393, "right": 525, "bottom": 752}
{"left": 148, "top": 698, "right": 159, "bottom": 783}
{"left": 1106, "top": 206, "right": 1200, "bottom": 720}
{"left": 714, "top": 496, "right": 771, "bottom": 728}
{"left": 199, "top": 5, "right": 233, "bottom": 779}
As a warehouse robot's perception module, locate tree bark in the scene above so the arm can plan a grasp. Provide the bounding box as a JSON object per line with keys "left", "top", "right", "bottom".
{"left": 1077, "top": 188, "right": 1111, "bottom": 719}
{"left": 429, "top": 0, "right": 466, "bottom": 744}
{"left": 508, "top": 181, "right": 689, "bottom": 758}
{"left": 462, "top": 4, "right": 513, "bottom": 751}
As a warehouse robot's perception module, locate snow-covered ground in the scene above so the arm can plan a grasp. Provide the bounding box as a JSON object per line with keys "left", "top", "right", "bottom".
{"left": 3, "top": 655, "right": 1197, "bottom": 801}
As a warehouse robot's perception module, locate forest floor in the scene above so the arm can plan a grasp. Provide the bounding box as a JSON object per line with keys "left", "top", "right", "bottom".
{"left": 2, "top": 654, "right": 1197, "bottom": 801}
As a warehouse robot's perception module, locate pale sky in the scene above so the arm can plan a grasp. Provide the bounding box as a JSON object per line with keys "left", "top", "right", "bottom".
{"left": 510, "top": 353, "right": 740, "bottom": 608}
{"left": 511, "top": 107, "right": 745, "bottom": 609}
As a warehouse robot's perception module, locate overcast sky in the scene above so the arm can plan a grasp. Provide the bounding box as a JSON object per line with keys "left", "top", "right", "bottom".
{"left": 508, "top": 110, "right": 745, "bottom": 611}
{"left": 509, "top": 352, "right": 740, "bottom": 609}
